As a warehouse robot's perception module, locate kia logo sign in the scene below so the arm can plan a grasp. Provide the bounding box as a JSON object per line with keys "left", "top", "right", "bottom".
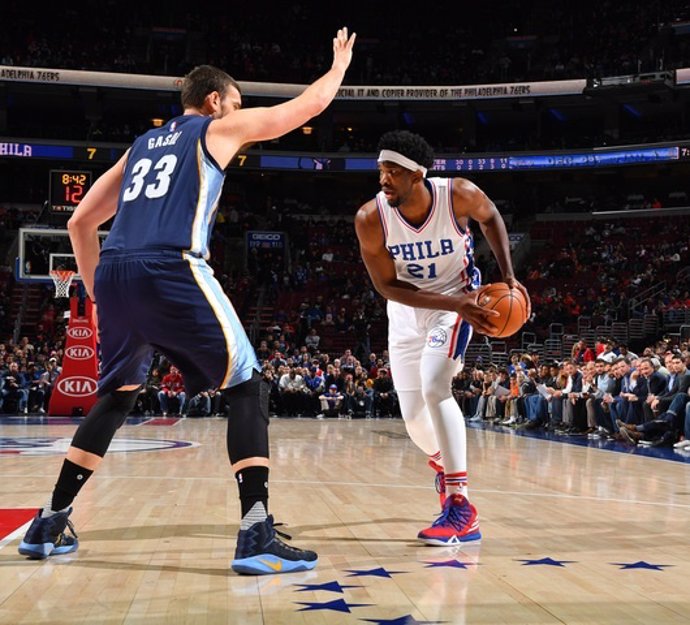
{"left": 57, "top": 376, "right": 98, "bottom": 397}
{"left": 67, "top": 327, "right": 93, "bottom": 339}
{"left": 65, "top": 345, "right": 95, "bottom": 360}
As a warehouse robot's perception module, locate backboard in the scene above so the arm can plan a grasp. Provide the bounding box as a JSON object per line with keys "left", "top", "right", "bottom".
{"left": 15, "top": 226, "right": 110, "bottom": 284}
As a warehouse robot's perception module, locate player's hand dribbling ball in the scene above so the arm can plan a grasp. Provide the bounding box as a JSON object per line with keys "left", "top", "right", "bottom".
{"left": 476, "top": 282, "right": 529, "bottom": 338}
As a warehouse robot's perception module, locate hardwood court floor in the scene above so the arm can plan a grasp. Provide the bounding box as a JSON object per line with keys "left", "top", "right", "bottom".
{"left": 1, "top": 415, "right": 689, "bottom": 625}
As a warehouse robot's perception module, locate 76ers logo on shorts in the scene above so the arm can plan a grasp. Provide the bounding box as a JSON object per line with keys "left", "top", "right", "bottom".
{"left": 427, "top": 328, "right": 448, "bottom": 348}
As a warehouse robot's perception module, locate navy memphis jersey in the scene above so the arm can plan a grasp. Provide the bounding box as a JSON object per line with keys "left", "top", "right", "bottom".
{"left": 102, "top": 115, "right": 225, "bottom": 258}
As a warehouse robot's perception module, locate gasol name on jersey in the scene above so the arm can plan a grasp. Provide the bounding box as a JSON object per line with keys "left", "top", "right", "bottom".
{"left": 147, "top": 131, "right": 182, "bottom": 150}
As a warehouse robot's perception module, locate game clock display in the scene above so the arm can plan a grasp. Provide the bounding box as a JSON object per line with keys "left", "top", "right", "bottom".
{"left": 49, "top": 170, "right": 92, "bottom": 213}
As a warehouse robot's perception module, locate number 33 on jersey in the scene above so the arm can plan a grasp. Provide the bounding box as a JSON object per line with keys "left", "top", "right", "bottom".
{"left": 104, "top": 116, "right": 225, "bottom": 259}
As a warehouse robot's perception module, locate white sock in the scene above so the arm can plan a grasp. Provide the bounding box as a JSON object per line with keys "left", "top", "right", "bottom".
{"left": 240, "top": 501, "right": 267, "bottom": 530}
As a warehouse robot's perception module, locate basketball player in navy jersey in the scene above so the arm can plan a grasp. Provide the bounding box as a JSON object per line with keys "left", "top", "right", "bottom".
{"left": 19, "top": 28, "right": 356, "bottom": 574}
{"left": 355, "top": 130, "right": 530, "bottom": 545}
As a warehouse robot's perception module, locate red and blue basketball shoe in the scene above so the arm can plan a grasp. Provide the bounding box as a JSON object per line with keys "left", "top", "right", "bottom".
{"left": 417, "top": 493, "right": 481, "bottom": 545}
{"left": 428, "top": 459, "right": 446, "bottom": 508}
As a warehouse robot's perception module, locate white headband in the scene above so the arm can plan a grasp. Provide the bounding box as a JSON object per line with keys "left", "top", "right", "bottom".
{"left": 377, "top": 149, "right": 427, "bottom": 177}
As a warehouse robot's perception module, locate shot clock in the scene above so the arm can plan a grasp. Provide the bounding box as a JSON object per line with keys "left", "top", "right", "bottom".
{"left": 49, "top": 169, "right": 92, "bottom": 213}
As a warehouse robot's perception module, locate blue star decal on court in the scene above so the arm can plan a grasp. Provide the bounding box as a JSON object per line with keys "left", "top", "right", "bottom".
{"left": 516, "top": 557, "right": 576, "bottom": 567}
{"left": 360, "top": 615, "right": 447, "bottom": 624}
{"left": 610, "top": 561, "right": 673, "bottom": 570}
{"left": 345, "top": 567, "right": 407, "bottom": 578}
{"left": 423, "top": 559, "right": 477, "bottom": 569}
{"left": 295, "top": 599, "right": 374, "bottom": 613}
{"left": 294, "top": 581, "right": 363, "bottom": 593}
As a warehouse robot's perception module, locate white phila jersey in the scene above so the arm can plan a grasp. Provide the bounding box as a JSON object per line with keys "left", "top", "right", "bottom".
{"left": 376, "top": 177, "right": 480, "bottom": 297}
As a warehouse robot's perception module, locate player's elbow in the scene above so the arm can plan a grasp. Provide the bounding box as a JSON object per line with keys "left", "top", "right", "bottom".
{"left": 66, "top": 214, "right": 81, "bottom": 233}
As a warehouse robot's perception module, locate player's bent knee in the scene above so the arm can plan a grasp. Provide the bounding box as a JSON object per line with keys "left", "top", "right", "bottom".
{"left": 223, "top": 370, "right": 270, "bottom": 463}
{"left": 71, "top": 386, "right": 142, "bottom": 457}
{"left": 421, "top": 382, "right": 452, "bottom": 406}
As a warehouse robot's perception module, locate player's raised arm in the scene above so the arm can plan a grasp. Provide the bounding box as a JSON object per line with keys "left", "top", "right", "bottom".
{"left": 208, "top": 27, "right": 355, "bottom": 165}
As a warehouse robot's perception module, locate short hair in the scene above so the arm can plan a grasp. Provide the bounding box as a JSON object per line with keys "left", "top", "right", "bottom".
{"left": 377, "top": 130, "right": 434, "bottom": 170}
{"left": 612, "top": 356, "right": 630, "bottom": 366}
{"left": 181, "top": 65, "right": 241, "bottom": 109}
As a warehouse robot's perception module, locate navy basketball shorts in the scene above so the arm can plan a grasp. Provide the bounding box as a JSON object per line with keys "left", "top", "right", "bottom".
{"left": 94, "top": 250, "right": 260, "bottom": 397}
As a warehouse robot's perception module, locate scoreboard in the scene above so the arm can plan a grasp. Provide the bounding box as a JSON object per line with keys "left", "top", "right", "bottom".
{"left": 49, "top": 170, "right": 92, "bottom": 213}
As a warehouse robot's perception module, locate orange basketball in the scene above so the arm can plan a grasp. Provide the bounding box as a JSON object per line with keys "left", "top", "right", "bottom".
{"left": 476, "top": 282, "right": 528, "bottom": 338}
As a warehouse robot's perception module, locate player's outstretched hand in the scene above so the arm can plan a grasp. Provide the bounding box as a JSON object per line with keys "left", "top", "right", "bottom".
{"left": 455, "top": 292, "right": 500, "bottom": 336}
{"left": 504, "top": 276, "right": 531, "bottom": 321}
{"left": 332, "top": 27, "right": 356, "bottom": 72}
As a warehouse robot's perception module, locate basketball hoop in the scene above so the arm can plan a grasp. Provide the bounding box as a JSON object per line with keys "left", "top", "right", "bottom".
{"left": 49, "top": 269, "right": 75, "bottom": 298}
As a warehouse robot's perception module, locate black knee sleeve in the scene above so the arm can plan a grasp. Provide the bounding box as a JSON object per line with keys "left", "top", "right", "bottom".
{"left": 223, "top": 370, "right": 269, "bottom": 464}
{"left": 71, "top": 387, "right": 142, "bottom": 457}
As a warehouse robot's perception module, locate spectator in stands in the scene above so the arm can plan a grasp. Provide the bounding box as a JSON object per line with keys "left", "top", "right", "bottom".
{"left": 278, "top": 366, "right": 306, "bottom": 416}
{"left": 587, "top": 358, "right": 615, "bottom": 437}
{"left": 500, "top": 371, "right": 525, "bottom": 426}
{"left": 347, "top": 381, "right": 372, "bottom": 418}
{"left": 269, "top": 350, "right": 287, "bottom": 369}
{"left": 334, "top": 307, "right": 350, "bottom": 333}
{"left": 304, "top": 328, "right": 320, "bottom": 352}
{"left": 484, "top": 369, "right": 510, "bottom": 421}
{"left": 599, "top": 340, "right": 619, "bottom": 364}
{"left": 27, "top": 362, "right": 47, "bottom": 414}
{"left": 452, "top": 370, "right": 473, "bottom": 415}
{"left": 256, "top": 340, "right": 271, "bottom": 362}
{"left": 38, "top": 359, "right": 59, "bottom": 410}
{"left": 157, "top": 366, "right": 186, "bottom": 417}
{"left": 318, "top": 384, "right": 344, "bottom": 418}
{"left": 604, "top": 357, "right": 636, "bottom": 432}
{"left": 571, "top": 338, "right": 595, "bottom": 364}
{"left": 545, "top": 363, "right": 568, "bottom": 430}
{"left": 304, "top": 366, "right": 325, "bottom": 416}
{"left": 187, "top": 390, "right": 212, "bottom": 417}
{"left": 468, "top": 369, "right": 492, "bottom": 422}
{"left": 134, "top": 367, "right": 161, "bottom": 415}
{"left": 262, "top": 364, "right": 282, "bottom": 416}
{"left": 507, "top": 353, "right": 527, "bottom": 376}
{"left": 618, "top": 343, "right": 639, "bottom": 361}
{"left": 518, "top": 368, "right": 546, "bottom": 430}
{"left": 372, "top": 368, "right": 397, "bottom": 418}
{"left": 2, "top": 361, "right": 29, "bottom": 414}
{"left": 652, "top": 354, "right": 690, "bottom": 416}
{"left": 637, "top": 357, "right": 669, "bottom": 421}
{"left": 558, "top": 359, "right": 587, "bottom": 434}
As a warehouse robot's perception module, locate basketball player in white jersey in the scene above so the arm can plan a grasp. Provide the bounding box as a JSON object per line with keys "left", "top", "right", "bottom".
{"left": 355, "top": 130, "right": 530, "bottom": 545}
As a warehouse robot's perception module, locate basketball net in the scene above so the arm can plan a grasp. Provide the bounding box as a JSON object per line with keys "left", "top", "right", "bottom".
{"left": 49, "top": 269, "right": 75, "bottom": 299}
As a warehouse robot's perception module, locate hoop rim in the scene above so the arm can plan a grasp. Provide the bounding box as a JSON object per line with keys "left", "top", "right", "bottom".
{"left": 49, "top": 269, "right": 76, "bottom": 298}
{"left": 49, "top": 269, "right": 76, "bottom": 280}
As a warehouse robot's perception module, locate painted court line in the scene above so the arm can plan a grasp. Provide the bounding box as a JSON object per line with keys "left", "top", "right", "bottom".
{"left": 0, "top": 520, "right": 33, "bottom": 553}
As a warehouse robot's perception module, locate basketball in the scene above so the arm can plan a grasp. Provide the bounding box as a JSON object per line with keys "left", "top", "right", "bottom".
{"left": 476, "top": 282, "right": 528, "bottom": 338}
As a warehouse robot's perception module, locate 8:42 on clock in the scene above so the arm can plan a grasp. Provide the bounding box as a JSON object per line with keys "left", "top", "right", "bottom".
{"left": 49, "top": 169, "right": 92, "bottom": 213}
